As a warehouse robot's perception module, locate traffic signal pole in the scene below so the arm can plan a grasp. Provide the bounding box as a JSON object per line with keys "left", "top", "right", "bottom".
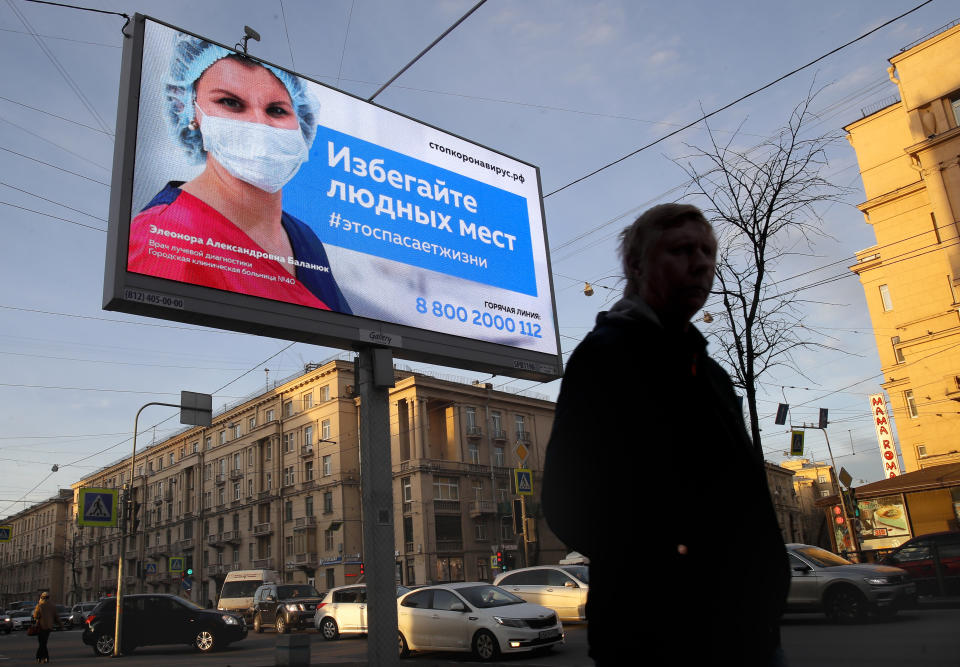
{"left": 114, "top": 395, "right": 211, "bottom": 657}
{"left": 805, "top": 421, "right": 863, "bottom": 563}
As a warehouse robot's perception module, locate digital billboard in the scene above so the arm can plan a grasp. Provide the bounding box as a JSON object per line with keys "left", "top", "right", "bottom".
{"left": 104, "top": 15, "right": 561, "bottom": 380}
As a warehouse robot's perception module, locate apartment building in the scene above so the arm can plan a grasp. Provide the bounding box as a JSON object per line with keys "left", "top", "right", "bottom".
{"left": 846, "top": 21, "right": 960, "bottom": 473}
{"left": 57, "top": 359, "right": 562, "bottom": 606}
{"left": 779, "top": 458, "right": 839, "bottom": 548}
{"left": 0, "top": 489, "right": 72, "bottom": 607}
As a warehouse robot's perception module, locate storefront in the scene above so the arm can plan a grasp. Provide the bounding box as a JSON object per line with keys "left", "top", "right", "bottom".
{"left": 817, "top": 462, "right": 960, "bottom": 560}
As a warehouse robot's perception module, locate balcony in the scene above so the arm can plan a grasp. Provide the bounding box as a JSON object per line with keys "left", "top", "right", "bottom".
{"left": 207, "top": 534, "right": 220, "bottom": 546}
{"left": 178, "top": 538, "right": 193, "bottom": 551}
{"left": 466, "top": 426, "right": 482, "bottom": 438}
{"left": 220, "top": 530, "right": 241, "bottom": 545}
{"left": 146, "top": 544, "right": 169, "bottom": 558}
{"left": 229, "top": 469, "right": 243, "bottom": 481}
{"left": 434, "top": 499, "right": 460, "bottom": 513}
{"left": 206, "top": 563, "right": 225, "bottom": 576}
{"left": 516, "top": 430, "right": 530, "bottom": 443}
{"left": 215, "top": 474, "right": 226, "bottom": 485}
{"left": 253, "top": 558, "right": 273, "bottom": 569}
{"left": 300, "top": 445, "right": 314, "bottom": 457}
{"left": 436, "top": 539, "right": 463, "bottom": 553}
{"left": 253, "top": 523, "right": 273, "bottom": 536}
{"left": 468, "top": 500, "right": 496, "bottom": 518}
{"left": 294, "top": 516, "right": 316, "bottom": 531}
{"left": 293, "top": 552, "right": 318, "bottom": 569}
{"left": 491, "top": 429, "right": 507, "bottom": 441}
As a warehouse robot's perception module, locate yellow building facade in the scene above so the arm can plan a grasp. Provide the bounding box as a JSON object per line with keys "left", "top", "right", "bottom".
{"left": 847, "top": 22, "right": 960, "bottom": 473}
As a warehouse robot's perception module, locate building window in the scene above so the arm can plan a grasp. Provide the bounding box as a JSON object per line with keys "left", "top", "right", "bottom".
{"left": 283, "top": 433, "right": 295, "bottom": 453}
{"left": 904, "top": 389, "right": 919, "bottom": 418}
{"left": 494, "top": 444, "right": 505, "bottom": 467}
{"left": 191, "top": 441, "right": 199, "bottom": 454}
{"left": 879, "top": 284, "right": 893, "bottom": 311}
{"left": 324, "top": 529, "right": 334, "bottom": 552}
{"left": 491, "top": 410, "right": 503, "bottom": 437}
{"left": 891, "top": 336, "right": 905, "bottom": 363}
{"left": 233, "top": 483, "right": 241, "bottom": 501}
{"left": 319, "top": 385, "right": 330, "bottom": 402}
{"left": 265, "top": 472, "right": 272, "bottom": 490}
{"left": 323, "top": 491, "right": 333, "bottom": 514}
{"left": 433, "top": 477, "right": 459, "bottom": 501}
{"left": 248, "top": 416, "right": 257, "bottom": 431}
{"left": 303, "top": 392, "right": 313, "bottom": 409}
{"left": 283, "top": 401, "right": 293, "bottom": 417}
{"left": 515, "top": 414, "right": 526, "bottom": 439}
{"left": 321, "top": 419, "right": 331, "bottom": 441}
{"left": 265, "top": 442, "right": 272, "bottom": 461}
{"left": 322, "top": 455, "right": 332, "bottom": 476}
{"left": 305, "top": 460, "right": 314, "bottom": 481}
{"left": 468, "top": 441, "right": 480, "bottom": 464}
{"left": 952, "top": 95, "right": 960, "bottom": 126}
{"left": 304, "top": 425, "right": 314, "bottom": 447}
{"left": 465, "top": 406, "right": 477, "bottom": 430}
{"left": 917, "top": 444, "right": 927, "bottom": 458}
{"left": 305, "top": 496, "right": 314, "bottom": 516}
{"left": 285, "top": 501, "right": 293, "bottom": 522}
{"left": 283, "top": 466, "right": 295, "bottom": 487}
{"left": 402, "top": 477, "right": 412, "bottom": 504}
{"left": 817, "top": 474, "right": 828, "bottom": 484}
{"left": 266, "top": 409, "right": 275, "bottom": 422}
{"left": 218, "top": 430, "right": 226, "bottom": 446}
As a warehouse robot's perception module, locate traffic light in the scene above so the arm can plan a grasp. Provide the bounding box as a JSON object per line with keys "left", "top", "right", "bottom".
{"left": 130, "top": 501, "right": 142, "bottom": 533}
{"left": 833, "top": 506, "right": 844, "bottom": 525}
{"left": 359, "top": 562, "right": 364, "bottom": 576}
{"left": 118, "top": 493, "right": 128, "bottom": 532}
{"left": 849, "top": 488, "right": 859, "bottom": 518}
{"left": 496, "top": 551, "right": 504, "bottom": 571}
{"left": 819, "top": 408, "right": 829, "bottom": 429}
{"left": 512, "top": 499, "right": 523, "bottom": 534}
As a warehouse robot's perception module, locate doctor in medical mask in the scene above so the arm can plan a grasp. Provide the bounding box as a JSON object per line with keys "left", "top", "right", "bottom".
{"left": 128, "top": 36, "right": 351, "bottom": 314}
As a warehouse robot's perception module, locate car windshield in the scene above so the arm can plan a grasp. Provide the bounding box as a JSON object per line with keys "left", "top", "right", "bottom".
{"left": 277, "top": 585, "right": 320, "bottom": 598}
{"left": 561, "top": 565, "right": 589, "bottom": 583}
{"left": 795, "top": 546, "right": 853, "bottom": 568}
{"left": 457, "top": 585, "right": 524, "bottom": 609}
{"left": 175, "top": 597, "right": 203, "bottom": 610}
{"left": 221, "top": 580, "right": 261, "bottom": 598}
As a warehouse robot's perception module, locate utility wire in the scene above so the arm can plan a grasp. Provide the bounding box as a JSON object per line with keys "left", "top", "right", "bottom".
{"left": 542, "top": 0, "right": 934, "bottom": 198}
{"left": 368, "top": 0, "right": 488, "bottom": 102}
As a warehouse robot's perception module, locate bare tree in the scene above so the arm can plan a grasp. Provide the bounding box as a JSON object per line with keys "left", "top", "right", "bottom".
{"left": 676, "top": 94, "right": 849, "bottom": 453}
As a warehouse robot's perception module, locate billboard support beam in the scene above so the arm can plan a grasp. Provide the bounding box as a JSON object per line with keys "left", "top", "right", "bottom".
{"left": 356, "top": 347, "right": 398, "bottom": 666}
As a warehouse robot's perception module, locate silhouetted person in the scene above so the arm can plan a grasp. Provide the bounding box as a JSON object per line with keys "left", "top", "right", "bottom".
{"left": 543, "top": 203, "right": 789, "bottom": 666}
{"left": 32, "top": 591, "right": 61, "bottom": 663}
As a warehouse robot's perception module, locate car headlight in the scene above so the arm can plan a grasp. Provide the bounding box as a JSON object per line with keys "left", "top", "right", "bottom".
{"left": 493, "top": 616, "right": 526, "bottom": 628}
{"left": 864, "top": 576, "right": 895, "bottom": 585}
{"left": 221, "top": 614, "right": 240, "bottom": 625}
{"left": 285, "top": 603, "right": 303, "bottom": 612}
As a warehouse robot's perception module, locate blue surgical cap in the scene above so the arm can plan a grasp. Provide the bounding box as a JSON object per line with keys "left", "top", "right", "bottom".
{"left": 166, "top": 33, "right": 320, "bottom": 164}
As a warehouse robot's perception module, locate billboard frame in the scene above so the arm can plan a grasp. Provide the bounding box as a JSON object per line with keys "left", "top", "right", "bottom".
{"left": 103, "top": 14, "right": 563, "bottom": 381}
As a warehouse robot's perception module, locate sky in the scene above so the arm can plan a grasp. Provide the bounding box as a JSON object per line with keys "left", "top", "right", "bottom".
{"left": 1, "top": 0, "right": 957, "bottom": 515}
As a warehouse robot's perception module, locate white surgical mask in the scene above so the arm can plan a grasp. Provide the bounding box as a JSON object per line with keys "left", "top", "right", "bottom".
{"left": 195, "top": 103, "right": 308, "bottom": 193}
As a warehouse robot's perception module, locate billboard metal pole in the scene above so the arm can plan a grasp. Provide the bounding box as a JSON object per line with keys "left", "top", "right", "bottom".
{"left": 356, "top": 347, "right": 398, "bottom": 666}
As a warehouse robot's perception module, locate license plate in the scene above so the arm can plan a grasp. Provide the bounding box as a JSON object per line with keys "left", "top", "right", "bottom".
{"left": 539, "top": 629, "right": 559, "bottom": 640}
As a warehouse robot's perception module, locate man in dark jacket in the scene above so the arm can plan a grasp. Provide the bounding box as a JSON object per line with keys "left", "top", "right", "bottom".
{"left": 542, "top": 203, "right": 789, "bottom": 666}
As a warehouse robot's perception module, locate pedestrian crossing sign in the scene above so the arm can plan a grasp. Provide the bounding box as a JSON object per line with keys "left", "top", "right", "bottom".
{"left": 0, "top": 525, "right": 11, "bottom": 542}
{"left": 169, "top": 557, "right": 185, "bottom": 574}
{"left": 78, "top": 488, "right": 118, "bottom": 527}
{"left": 514, "top": 468, "right": 533, "bottom": 496}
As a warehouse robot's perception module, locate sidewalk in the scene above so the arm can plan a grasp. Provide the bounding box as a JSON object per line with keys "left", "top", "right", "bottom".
{"left": 916, "top": 594, "right": 960, "bottom": 609}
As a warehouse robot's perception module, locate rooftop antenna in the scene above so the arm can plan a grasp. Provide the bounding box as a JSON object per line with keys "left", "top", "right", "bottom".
{"left": 265, "top": 368, "right": 270, "bottom": 391}
{"left": 236, "top": 25, "right": 261, "bottom": 55}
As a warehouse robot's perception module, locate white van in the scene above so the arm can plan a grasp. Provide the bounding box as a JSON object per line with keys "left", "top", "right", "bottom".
{"left": 218, "top": 569, "right": 281, "bottom": 622}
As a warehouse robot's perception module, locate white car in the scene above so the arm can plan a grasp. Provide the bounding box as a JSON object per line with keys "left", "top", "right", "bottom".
{"left": 396, "top": 583, "right": 563, "bottom": 661}
{"left": 314, "top": 584, "right": 410, "bottom": 640}
{"left": 493, "top": 564, "right": 589, "bottom": 621}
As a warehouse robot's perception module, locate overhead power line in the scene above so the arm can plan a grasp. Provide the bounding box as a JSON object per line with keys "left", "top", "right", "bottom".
{"left": 542, "top": 0, "right": 934, "bottom": 198}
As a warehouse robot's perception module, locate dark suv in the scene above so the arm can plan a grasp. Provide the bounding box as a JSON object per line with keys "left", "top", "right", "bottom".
{"left": 82, "top": 594, "right": 246, "bottom": 655}
{"left": 881, "top": 531, "right": 960, "bottom": 596}
{"left": 252, "top": 584, "right": 323, "bottom": 633}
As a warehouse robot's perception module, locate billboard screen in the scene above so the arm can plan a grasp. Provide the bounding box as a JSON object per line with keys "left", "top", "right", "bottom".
{"left": 104, "top": 16, "right": 561, "bottom": 380}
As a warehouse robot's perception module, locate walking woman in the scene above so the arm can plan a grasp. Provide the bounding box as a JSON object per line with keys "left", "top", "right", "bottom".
{"left": 31, "top": 592, "right": 61, "bottom": 663}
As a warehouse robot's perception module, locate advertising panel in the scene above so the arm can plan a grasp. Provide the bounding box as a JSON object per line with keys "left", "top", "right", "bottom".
{"left": 103, "top": 16, "right": 561, "bottom": 380}
{"left": 869, "top": 394, "right": 902, "bottom": 478}
{"left": 857, "top": 494, "right": 910, "bottom": 551}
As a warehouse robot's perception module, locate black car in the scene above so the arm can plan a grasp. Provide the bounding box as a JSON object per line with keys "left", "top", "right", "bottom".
{"left": 81, "top": 594, "right": 246, "bottom": 655}
{"left": 252, "top": 583, "right": 323, "bottom": 634}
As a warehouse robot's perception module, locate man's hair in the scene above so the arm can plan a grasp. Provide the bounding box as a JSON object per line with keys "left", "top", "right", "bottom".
{"left": 618, "top": 203, "right": 711, "bottom": 297}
